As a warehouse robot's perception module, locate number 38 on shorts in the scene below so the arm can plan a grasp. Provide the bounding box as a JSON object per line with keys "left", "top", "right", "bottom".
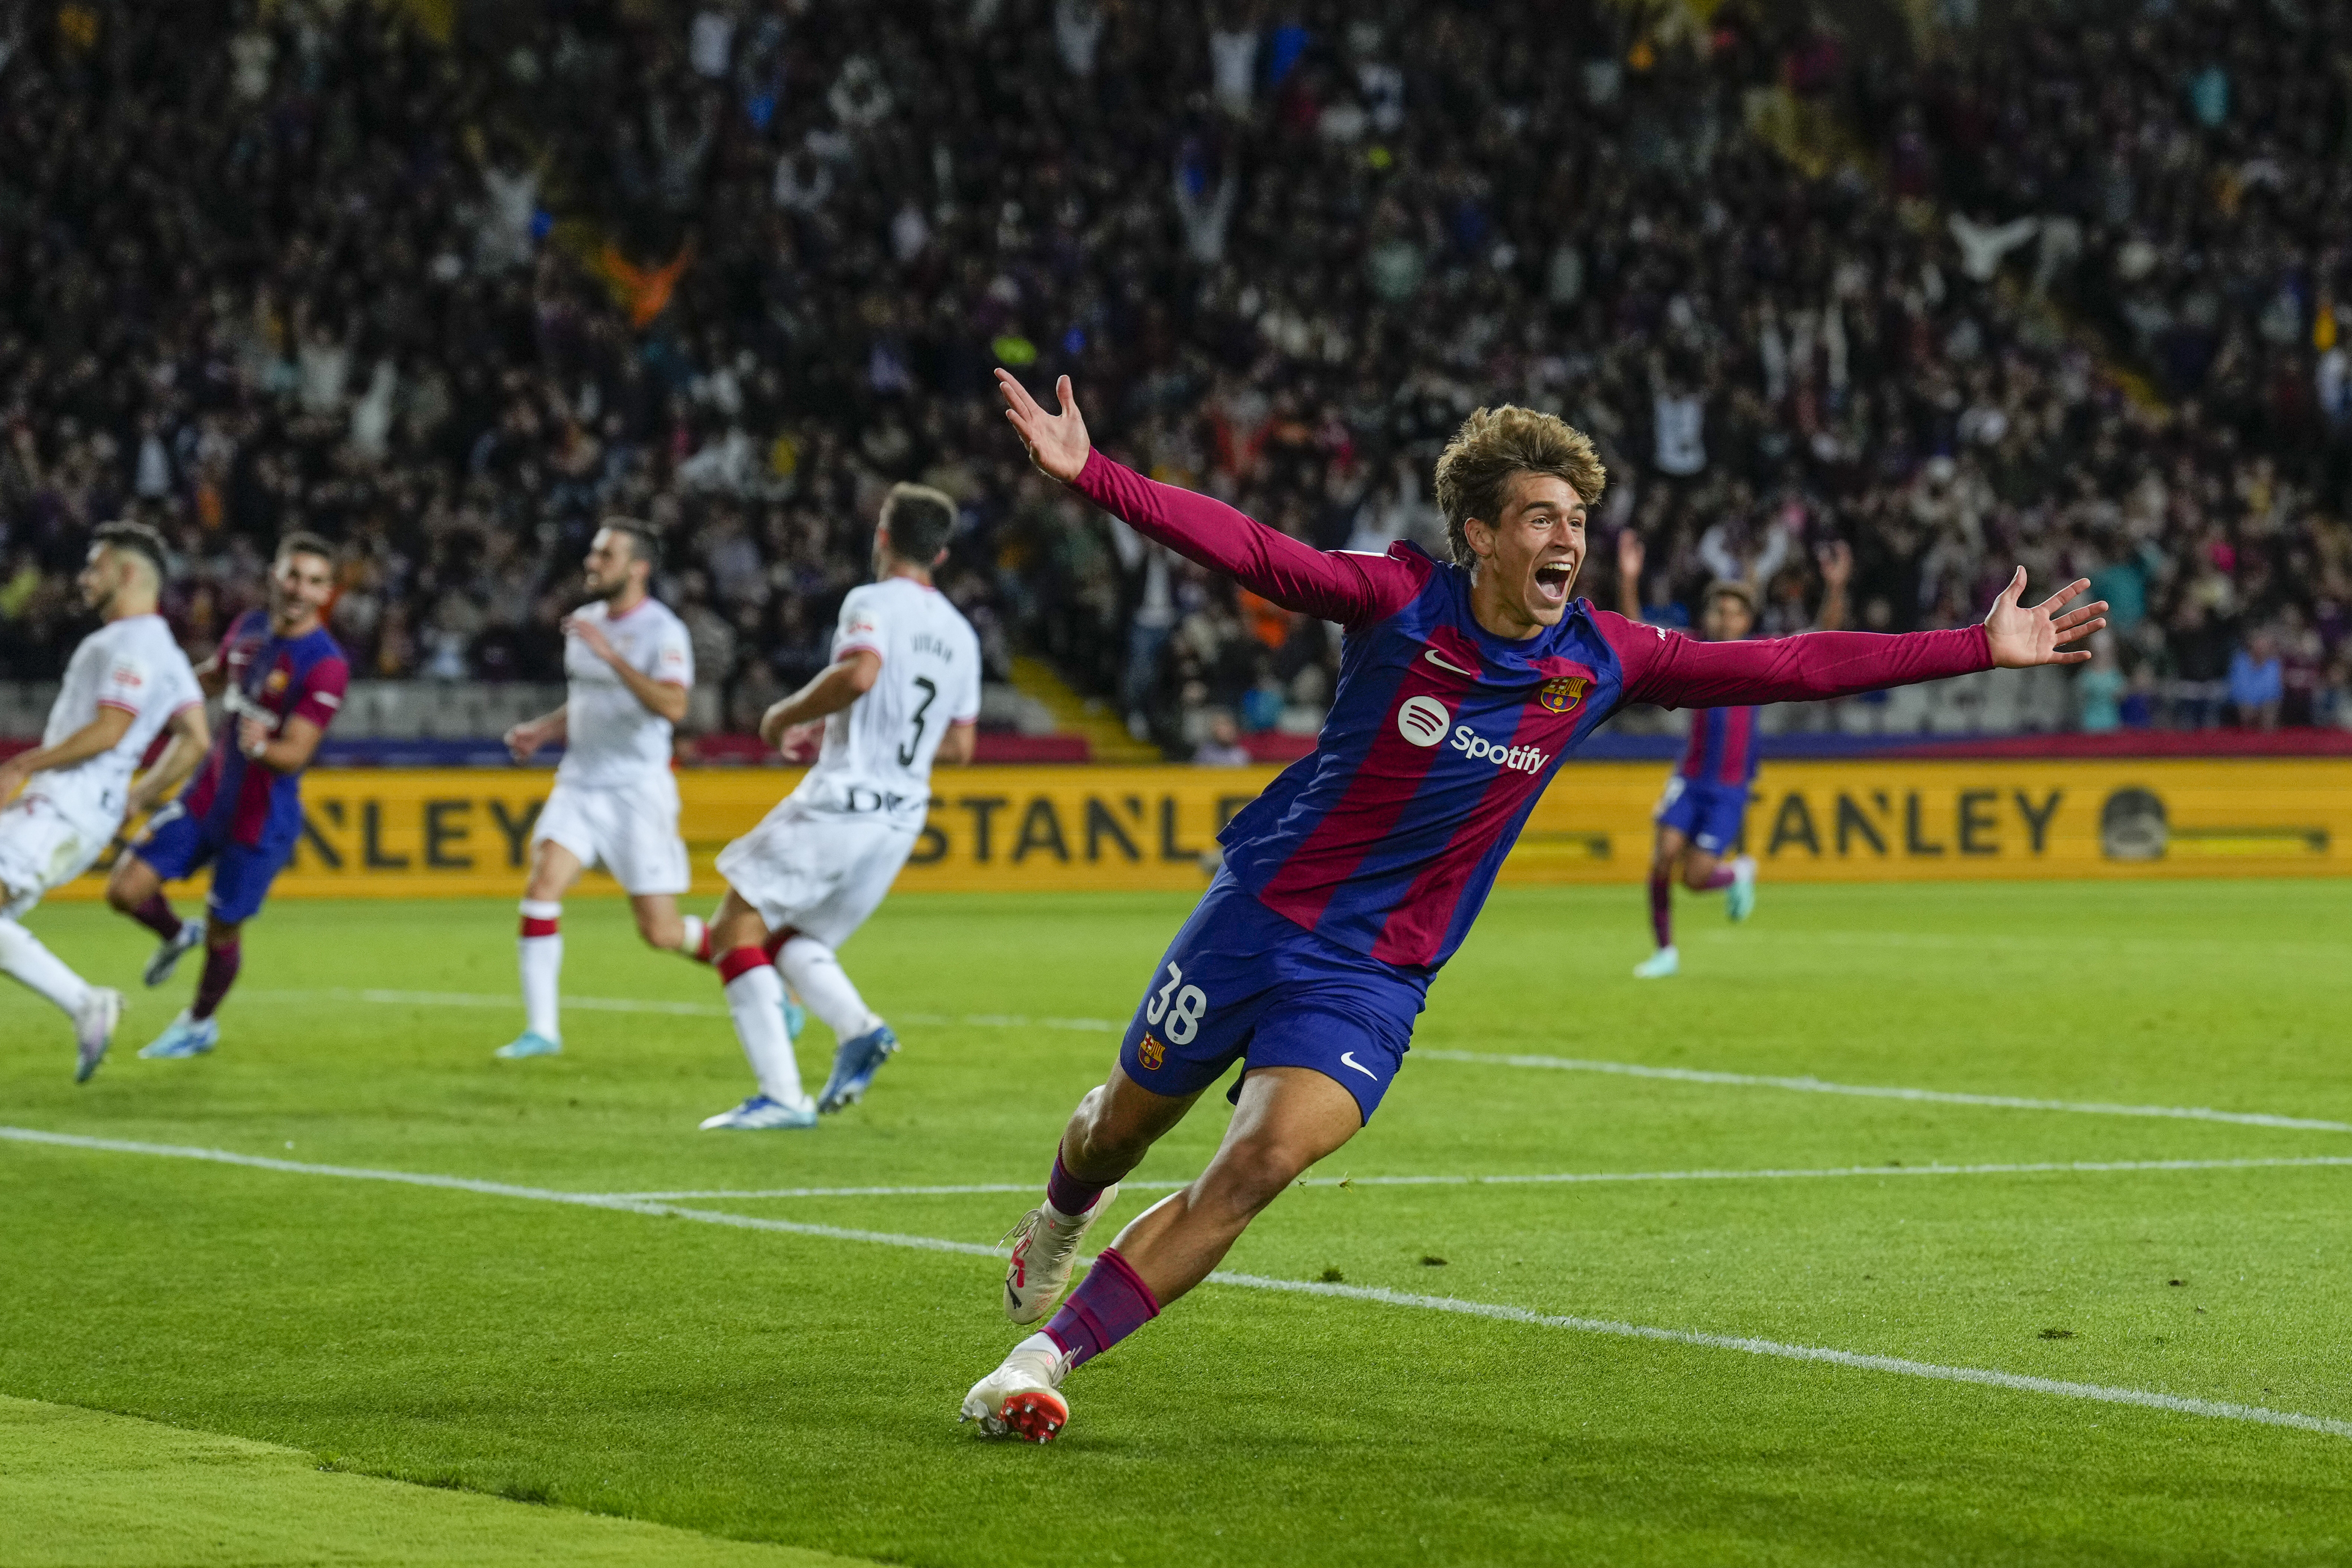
{"left": 1145, "top": 964, "right": 1209, "bottom": 1046}
{"left": 1113, "top": 873, "right": 1430, "bottom": 1122}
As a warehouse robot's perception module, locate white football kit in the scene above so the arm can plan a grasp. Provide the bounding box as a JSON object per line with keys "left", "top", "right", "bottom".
{"left": 718, "top": 577, "right": 981, "bottom": 946}
{"left": 532, "top": 596, "right": 694, "bottom": 896}
{"left": 0, "top": 614, "right": 202, "bottom": 919}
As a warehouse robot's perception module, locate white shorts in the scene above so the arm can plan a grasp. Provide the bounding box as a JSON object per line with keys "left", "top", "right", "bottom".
{"left": 0, "top": 793, "right": 110, "bottom": 920}
{"left": 532, "top": 775, "right": 691, "bottom": 897}
{"left": 714, "top": 797, "right": 920, "bottom": 949}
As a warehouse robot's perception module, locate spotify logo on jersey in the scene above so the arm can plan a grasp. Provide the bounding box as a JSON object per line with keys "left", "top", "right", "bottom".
{"left": 1396, "top": 694, "right": 1452, "bottom": 746}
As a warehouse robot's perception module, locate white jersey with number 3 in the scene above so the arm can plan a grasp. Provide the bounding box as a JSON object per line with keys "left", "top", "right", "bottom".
{"left": 790, "top": 577, "right": 980, "bottom": 824}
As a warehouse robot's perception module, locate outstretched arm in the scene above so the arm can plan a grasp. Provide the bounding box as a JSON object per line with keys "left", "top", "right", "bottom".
{"left": 998, "top": 370, "right": 1428, "bottom": 625}
{"left": 1607, "top": 570, "right": 2106, "bottom": 708}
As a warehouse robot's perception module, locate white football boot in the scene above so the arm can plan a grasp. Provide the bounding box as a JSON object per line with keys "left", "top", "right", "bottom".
{"left": 1725, "top": 855, "right": 1758, "bottom": 923}
{"left": 1631, "top": 945, "right": 1680, "bottom": 978}
{"left": 73, "top": 987, "right": 123, "bottom": 1083}
{"left": 959, "top": 1339, "right": 1073, "bottom": 1442}
{"left": 1001, "top": 1185, "right": 1119, "bottom": 1324}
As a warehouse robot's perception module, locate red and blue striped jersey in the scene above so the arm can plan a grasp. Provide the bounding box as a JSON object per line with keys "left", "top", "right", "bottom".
{"left": 1678, "top": 704, "right": 1760, "bottom": 787}
{"left": 1073, "top": 451, "right": 1991, "bottom": 969}
{"left": 183, "top": 611, "right": 349, "bottom": 848}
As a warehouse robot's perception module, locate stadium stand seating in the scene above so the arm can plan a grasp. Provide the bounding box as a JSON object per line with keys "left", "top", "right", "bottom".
{"left": 0, "top": 0, "right": 2344, "bottom": 757}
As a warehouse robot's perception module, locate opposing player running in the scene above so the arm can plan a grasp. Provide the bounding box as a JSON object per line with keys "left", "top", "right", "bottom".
{"left": 0, "top": 523, "right": 206, "bottom": 1080}
{"left": 110, "top": 532, "right": 349, "bottom": 1060}
{"left": 1616, "top": 528, "right": 1850, "bottom": 977}
{"left": 962, "top": 372, "right": 2105, "bottom": 1441}
{"left": 495, "top": 519, "right": 709, "bottom": 1060}
{"left": 697, "top": 483, "right": 981, "bottom": 1130}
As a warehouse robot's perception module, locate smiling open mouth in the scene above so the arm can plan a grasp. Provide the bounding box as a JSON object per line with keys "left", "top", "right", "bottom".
{"left": 1533, "top": 561, "right": 1574, "bottom": 603}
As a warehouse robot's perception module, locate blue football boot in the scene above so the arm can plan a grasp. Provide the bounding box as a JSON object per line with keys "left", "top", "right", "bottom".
{"left": 143, "top": 915, "right": 206, "bottom": 988}
{"left": 817, "top": 1024, "right": 898, "bottom": 1113}
{"left": 138, "top": 1011, "right": 219, "bottom": 1060}
{"left": 698, "top": 1094, "right": 819, "bottom": 1131}
{"left": 494, "top": 1031, "right": 562, "bottom": 1059}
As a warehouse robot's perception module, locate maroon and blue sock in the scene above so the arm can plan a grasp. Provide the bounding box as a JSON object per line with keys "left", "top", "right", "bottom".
{"left": 1045, "top": 1144, "right": 1109, "bottom": 1219}
{"left": 1648, "top": 868, "right": 1673, "bottom": 948}
{"left": 1041, "top": 1246, "right": 1159, "bottom": 1370}
{"left": 127, "top": 893, "right": 183, "bottom": 942}
{"left": 191, "top": 939, "right": 241, "bottom": 1022}
{"left": 1693, "top": 864, "right": 1737, "bottom": 893}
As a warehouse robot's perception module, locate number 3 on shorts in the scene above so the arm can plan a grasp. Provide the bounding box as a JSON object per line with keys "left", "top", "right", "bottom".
{"left": 1144, "top": 962, "right": 1210, "bottom": 1046}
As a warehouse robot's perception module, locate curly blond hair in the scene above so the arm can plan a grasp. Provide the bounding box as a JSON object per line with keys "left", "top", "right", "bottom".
{"left": 1432, "top": 406, "right": 1606, "bottom": 566}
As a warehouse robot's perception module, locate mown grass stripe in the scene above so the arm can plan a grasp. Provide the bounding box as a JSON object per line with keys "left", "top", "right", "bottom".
{"left": 1413, "top": 1050, "right": 2352, "bottom": 1133}
{"left": 591, "top": 1155, "right": 2352, "bottom": 1201}
{"left": 7, "top": 1124, "right": 2348, "bottom": 1444}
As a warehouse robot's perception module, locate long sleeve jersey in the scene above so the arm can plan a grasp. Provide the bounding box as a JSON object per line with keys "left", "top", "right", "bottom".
{"left": 1074, "top": 451, "right": 1991, "bottom": 968}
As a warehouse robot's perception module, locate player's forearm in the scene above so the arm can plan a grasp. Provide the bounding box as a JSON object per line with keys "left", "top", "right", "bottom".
{"left": 251, "top": 718, "right": 325, "bottom": 775}
{"left": 607, "top": 659, "right": 690, "bottom": 724}
{"left": 8, "top": 713, "right": 134, "bottom": 777}
{"left": 760, "top": 662, "right": 867, "bottom": 744}
{"left": 1070, "top": 450, "right": 1421, "bottom": 624}
{"left": 128, "top": 732, "right": 207, "bottom": 812}
{"left": 1628, "top": 625, "right": 1993, "bottom": 709}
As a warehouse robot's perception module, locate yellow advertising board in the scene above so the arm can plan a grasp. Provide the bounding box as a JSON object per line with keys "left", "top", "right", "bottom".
{"left": 39, "top": 758, "right": 2351, "bottom": 904}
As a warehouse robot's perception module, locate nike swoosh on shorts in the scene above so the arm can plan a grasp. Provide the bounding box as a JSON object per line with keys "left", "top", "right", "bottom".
{"left": 1339, "top": 1051, "right": 1378, "bottom": 1079}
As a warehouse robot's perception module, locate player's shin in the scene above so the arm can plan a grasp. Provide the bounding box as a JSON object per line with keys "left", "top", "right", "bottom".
{"left": 124, "top": 892, "right": 183, "bottom": 941}
{"left": 190, "top": 935, "right": 241, "bottom": 1021}
{"left": 518, "top": 900, "right": 562, "bottom": 1043}
{"left": 717, "top": 948, "right": 813, "bottom": 1111}
{"left": 1648, "top": 867, "right": 1673, "bottom": 949}
{"left": 773, "top": 935, "right": 881, "bottom": 1039}
{"left": 1040, "top": 1247, "right": 1159, "bottom": 1369}
{"left": 0, "top": 916, "right": 92, "bottom": 1016}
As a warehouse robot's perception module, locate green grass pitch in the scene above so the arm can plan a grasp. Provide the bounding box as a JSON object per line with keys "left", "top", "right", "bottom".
{"left": 3, "top": 878, "right": 2350, "bottom": 1566}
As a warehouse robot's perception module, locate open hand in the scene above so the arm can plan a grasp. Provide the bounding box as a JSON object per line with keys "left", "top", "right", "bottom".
{"left": 562, "top": 614, "right": 617, "bottom": 667}
{"left": 996, "top": 369, "right": 1091, "bottom": 484}
{"left": 1983, "top": 570, "right": 2107, "bottom": 668}
{"left": 777, "top": 720, "right": 822, "bottom": 764}
{"left": 1616, "top": 529, "right": 1645, "bottom": 581}
{"left": 1816, "top": 539, "right": 1853, "bottom": 589}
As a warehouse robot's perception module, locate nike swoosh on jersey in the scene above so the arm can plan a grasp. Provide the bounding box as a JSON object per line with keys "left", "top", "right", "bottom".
{"left": 1339, "top": 1051, "right": 1378, "bottom": 1079}
{"left": 1423, "top": 649, "right": 1480, "bottom": 678}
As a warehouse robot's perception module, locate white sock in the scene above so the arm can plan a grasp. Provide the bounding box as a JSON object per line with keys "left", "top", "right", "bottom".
{"left": 518, "top": 900, "right": 562, "bottom": 1042}
{"left": 721, "top": 954, "right": 813, "bottom": 1110}
{"left": 679, "top": 913, "right": 709, "bottom": 962}
{"left": 777, "top": 936, "right": 883, "bottom": 1041}
{"left": 0, "top": 916, "right": 92, "bottom": 1018}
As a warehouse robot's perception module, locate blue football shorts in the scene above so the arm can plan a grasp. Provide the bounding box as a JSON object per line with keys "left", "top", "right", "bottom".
{"left": 1117, "top": 870, "right": 1431, "bottom": 1124}
{"left": 137, "top": 801, "right": 295, "bottom": 925}
{"left": 1653, "top": 774, "right": 1751, "bottom": 857}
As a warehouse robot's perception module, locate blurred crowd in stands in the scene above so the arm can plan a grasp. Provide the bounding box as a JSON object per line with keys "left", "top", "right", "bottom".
{"left": 0, "top": 0, "right": 2345, "bottom": 753}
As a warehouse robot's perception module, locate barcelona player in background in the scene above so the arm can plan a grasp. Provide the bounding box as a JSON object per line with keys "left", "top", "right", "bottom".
{"left": 107, "top": 532, "right": 348, "bottom": 1059}
{"left": 1616, "top": 528, "right": 1849, "bottom": 977}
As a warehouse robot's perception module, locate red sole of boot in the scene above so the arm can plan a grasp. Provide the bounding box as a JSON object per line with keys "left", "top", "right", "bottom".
{"left": 997, "top": 1390, "right": 1069, "bottom": 1443}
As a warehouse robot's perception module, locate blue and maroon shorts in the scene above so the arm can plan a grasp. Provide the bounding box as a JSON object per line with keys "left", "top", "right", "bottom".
{"left": 1653, "top": 774, "right": 1751, "bottom": 857}
{"left": 1118, "top": 871, "right": 1430, "bottom": 1124}
{"left": 137, "top": 801, "right": 295, "bottom": 925}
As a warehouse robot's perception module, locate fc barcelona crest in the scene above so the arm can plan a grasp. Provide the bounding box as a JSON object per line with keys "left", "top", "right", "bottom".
{"left": 1538, "top": 676, "right": 1589, "bottom": 714}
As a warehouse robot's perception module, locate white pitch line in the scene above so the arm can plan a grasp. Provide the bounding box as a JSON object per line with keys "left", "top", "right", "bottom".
{"left": 7, "top": 1124, "right": 2350, "bottom": 1444}
{"left": 242, "top": 989, "right": 1123, "bottom": 1031}
{"left": 590, "top": 1155, "right": 2352, "bottom": 1202}
{"left": 1414, "top": 1050, "right": 2352, "bottom": 1134}
{"left": 246, "top": 989, "right": 2343, "bottom": 1135}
